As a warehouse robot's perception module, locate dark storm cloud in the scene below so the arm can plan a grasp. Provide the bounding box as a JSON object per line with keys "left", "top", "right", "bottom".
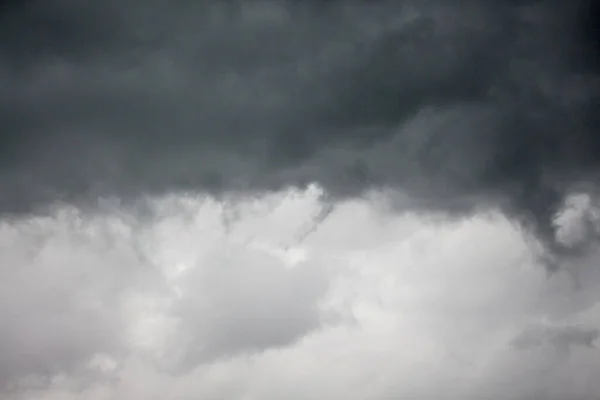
{"left": 1, "top": 0, "right": 599, "bottom": 260}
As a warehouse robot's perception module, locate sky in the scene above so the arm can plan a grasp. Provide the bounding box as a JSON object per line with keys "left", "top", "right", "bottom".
{"left": 1, "top": 0, "right": 600, "bottom": 399}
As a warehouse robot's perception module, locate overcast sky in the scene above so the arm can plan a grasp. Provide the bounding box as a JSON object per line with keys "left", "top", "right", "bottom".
{"left": 1, "top": 0, "right": 600, "bottom": 399}
{"left": 2, "top": 188, "right": 600, "bottom": 400}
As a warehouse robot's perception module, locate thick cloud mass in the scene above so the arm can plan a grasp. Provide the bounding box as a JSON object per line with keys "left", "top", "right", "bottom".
{"left": 1, "top": 0, "right": 600, "bottom": 255}
{"left": 3, "top": 1, "right": 600, "bottom": 399}
{"left": 1, "top": 190, "right": 600, "bottom": 399}
{"left": 0, "top": 191, "right": 330, "bottom": 393}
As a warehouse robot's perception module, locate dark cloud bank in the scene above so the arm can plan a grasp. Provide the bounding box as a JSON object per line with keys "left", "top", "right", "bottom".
{"left": 1, "top": 0, "right": 600, "bottom": 262}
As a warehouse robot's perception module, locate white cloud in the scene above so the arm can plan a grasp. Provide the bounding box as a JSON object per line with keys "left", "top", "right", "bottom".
{"left": 2, "top": 187, "right": 600, "bottom": 399}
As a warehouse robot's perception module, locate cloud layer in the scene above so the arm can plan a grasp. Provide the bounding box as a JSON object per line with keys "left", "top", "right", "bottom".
{"left": 3, "top": 1, "right": 600, "bottom": 398}
{"left": 1, "top": 188, "right": 600, "bottom": 399}
{"left": 1, "top": 0, "right": 599, "bottom": 258}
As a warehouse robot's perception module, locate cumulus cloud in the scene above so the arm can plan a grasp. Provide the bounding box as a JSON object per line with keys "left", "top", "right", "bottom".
{"left": 0, "top": 190, "right": 330, "bottom": 394}
{"left": 1, "top": 190, "right": 600, "bottom": 399}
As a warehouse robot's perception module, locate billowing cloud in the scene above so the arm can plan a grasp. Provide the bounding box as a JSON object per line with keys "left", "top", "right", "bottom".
{"left": 1, "top": 189, "right": 600, "bottom": 399}
{"left": 2, "top": 1, "right": 600, "bottom": 399}
{"left": 0, "top": 189, "right": 330, "bottom": 393}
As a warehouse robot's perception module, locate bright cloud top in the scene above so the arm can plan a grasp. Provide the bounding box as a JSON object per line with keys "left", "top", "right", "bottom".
{"left": 1, "top": 187, "right": 600, "bottom": 400}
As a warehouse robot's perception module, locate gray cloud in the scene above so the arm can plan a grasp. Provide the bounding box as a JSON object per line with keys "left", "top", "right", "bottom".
{"left": 0, "top": 197, "right": 330, "bottom": 392}
{"left": 3, "top": 2, "right": 600, "bottom": 396}
{"left": 166, "top": 245, "right": 326, "bottom": 374}
{"left": 1, "top": 190, "right": 600, "bottom": 399}
{"left": 0, "top": 207, "right": 141, "bottom": 391}
{"left": 512, "top": 322, "right": 599, "bottom": 353}
{"left": 1, "top": 0, "right": 600, "bottom": 263}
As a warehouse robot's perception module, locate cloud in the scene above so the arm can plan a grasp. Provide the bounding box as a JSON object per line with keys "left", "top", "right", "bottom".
{"left": 2, "top": 1, "right": 600, "bottom": 399}
{"left": 0, "top": 189, "right": 330, "bottom": 393}
{"left": 1, "top": 190, "right": 600, "bottom": 399}
{"left": 0, "top": 206, "right": 141, "bottom": 390}
{"left": 0, "top": 0, "right": 599, "bottom": 261}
